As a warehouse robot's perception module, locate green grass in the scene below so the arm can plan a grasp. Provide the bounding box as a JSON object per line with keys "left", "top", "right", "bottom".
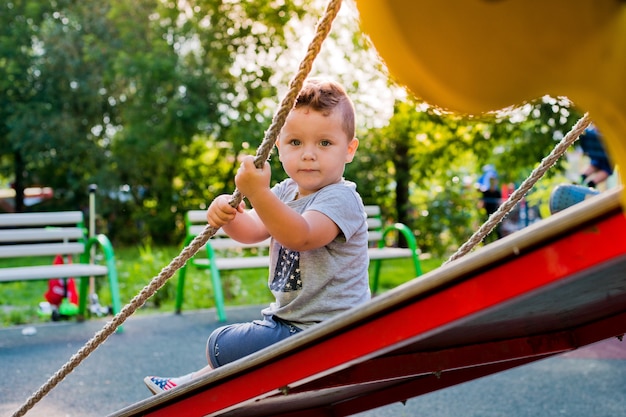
{"left": 372, "top": 256, "right": 443, "bottom": 292}
{"left": 0, "top": 246, "right": 443, "bottom": 327}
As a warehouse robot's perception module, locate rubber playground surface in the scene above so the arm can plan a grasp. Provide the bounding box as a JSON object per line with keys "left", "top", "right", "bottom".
{"left": 1, "top": 305, "right": 626, "bottom": 417}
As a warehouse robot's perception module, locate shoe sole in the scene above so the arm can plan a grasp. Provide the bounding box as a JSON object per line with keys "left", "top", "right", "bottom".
{"left": 143, "top": 377, "right": 162, "bottom": 395}
{"left": 549, "top": 184, "right": 599, "bottom": 214}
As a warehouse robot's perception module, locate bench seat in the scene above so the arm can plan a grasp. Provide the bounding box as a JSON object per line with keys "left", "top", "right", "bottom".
{"left": 191, "top": 248, "right": 417, "bottom": 270}
{"left": 368, "top": 246, "right": 417, "bottom": 259}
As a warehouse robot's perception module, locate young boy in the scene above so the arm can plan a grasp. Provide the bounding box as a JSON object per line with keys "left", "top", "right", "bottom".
{"left": 144, "top": 77, "right": 371, "bottom": 394}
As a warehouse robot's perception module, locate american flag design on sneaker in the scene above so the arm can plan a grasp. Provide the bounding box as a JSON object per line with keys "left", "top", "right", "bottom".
{"left": 149, "top": 376, "right": 177, "bottom": 391}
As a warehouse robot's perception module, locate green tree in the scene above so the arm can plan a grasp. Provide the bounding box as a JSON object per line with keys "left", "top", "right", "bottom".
{"left": 1, "top": 0, "right": 121, "bottom": 212}
{"left": 101, "top": 0, "right": 308, "bottom": 243}
{"left": 352, "top": 94, "right": 582, "bottom": 257}
{"left": 0, "top": 0, "right": 56, "bottom": 212}
{"left": 1, "top": 0, "right": 308, "bottom": 245}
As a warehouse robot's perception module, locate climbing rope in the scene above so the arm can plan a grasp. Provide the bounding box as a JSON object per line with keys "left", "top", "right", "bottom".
{"left": 10, "top": 1, "right": 343, "bottom": 416}
{"left": 445, "top": 112, "right": 591, "bottom": 264}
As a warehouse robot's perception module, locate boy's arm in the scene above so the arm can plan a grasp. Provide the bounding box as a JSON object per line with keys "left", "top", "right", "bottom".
{"left": 206, "top": 194, "right": 269, "bottom": 243}
{"left": 250, "top": 191, "right": 340, "bottom": 251}
{"left": 235, "top": 157, "right": 339, "bottom": 251}
{"left": 223, "top": 210, "right": 271, "bottom": 244}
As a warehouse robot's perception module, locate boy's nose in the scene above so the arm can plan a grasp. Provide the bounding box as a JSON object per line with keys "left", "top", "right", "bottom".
{"left": 301, "top": 147, "right": 316, "bottom": 160}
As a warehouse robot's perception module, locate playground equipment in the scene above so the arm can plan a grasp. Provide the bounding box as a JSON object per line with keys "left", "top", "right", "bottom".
{"left": 110, "top": 186, "right": 626, "bottom": 417}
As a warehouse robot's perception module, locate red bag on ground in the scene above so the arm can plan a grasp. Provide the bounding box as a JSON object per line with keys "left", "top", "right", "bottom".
{"left": 44, "top": 255, "right": 79, "bottom": 307}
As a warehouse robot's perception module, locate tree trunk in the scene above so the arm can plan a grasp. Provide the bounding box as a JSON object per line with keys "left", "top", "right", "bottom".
{"left": 394, "top": 142, "right": 411, "bottom": 248}
{"left": 13, "top": 151, "right": 25, "bottom": 213}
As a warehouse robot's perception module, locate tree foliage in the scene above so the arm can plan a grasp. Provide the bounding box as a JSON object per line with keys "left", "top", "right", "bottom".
{"left": 350, "top": 94, "right": 583, "bottom": 257}
{"left": 1, "top": 0, "right": 308, "bottom": 243}
{"left": 1, "top": 0, "right": 585, "bottom": 256}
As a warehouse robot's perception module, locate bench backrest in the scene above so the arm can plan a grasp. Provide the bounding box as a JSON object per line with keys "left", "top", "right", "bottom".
{"left": 364, "top": 205, "right": 385, "bottom": 245}
{"left": 185, "top": 210, "right": 271, "bottom": 252}
{"left": 185, "top": 206, "right": 386, "bottom": 250}
{"left": 0, "top": 211, "right": 87, "bottom": 260}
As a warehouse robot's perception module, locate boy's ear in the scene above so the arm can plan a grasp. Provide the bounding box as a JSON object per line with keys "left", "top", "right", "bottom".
{"left": 275, "top": 139, "right": 282, "bottom": 161}
{"left": 345, "top": 137, "right": 359, "bottom": 163}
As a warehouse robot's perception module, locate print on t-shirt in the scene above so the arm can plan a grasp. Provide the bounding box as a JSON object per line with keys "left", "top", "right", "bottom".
{"left": 270, "top": 246, "right": 302, "bottom": 292}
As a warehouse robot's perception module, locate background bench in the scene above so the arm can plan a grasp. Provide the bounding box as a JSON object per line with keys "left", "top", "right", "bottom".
{"left": 175, "top": 206, "right": 422, "bottom": 321}
{"left": 0, "top": 211, "right": 122, "bottom": 325}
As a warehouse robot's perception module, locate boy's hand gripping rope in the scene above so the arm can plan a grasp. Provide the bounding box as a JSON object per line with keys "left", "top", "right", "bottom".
{"left": 10, "top": 1, "right": 343, "bottom": 416}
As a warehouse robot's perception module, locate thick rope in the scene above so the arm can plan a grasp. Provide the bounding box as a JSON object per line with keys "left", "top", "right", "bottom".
{"left": 444, "top": 112, "right": 591, "bottom": 264}
{"left": 10, "top": 1, "right": 343, "bottom": 416}
{"left": 229, "top": 0, "right": 343, "bottom": 207}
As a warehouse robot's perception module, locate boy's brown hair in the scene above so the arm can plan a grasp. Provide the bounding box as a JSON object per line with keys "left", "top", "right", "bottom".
{"left": 295, "top": 77, "right": 356, "bottom": 140}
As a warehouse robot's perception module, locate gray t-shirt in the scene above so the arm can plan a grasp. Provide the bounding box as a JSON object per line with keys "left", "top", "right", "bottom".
{"left": 261, "top": 178, "right": 371, "bottom": 328}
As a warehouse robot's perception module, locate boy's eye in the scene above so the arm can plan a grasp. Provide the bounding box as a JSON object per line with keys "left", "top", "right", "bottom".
{"left": 289, "top": 139, "right": 301, "bottom": 146}
{"left": 320, "top": 140, "right": 331, "bottom": 147}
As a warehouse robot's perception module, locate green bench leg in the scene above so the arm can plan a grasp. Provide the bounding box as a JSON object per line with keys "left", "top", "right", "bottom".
{"left": 371, "top": 254, "right": 422, "bottom": 295}
{"left": 411, "top": 252, "right": 423, "bottom": 277}
{"left": 208, "top": 264, "right": 227, "bottom": 322}
{"left": 78, "top": 276, "right": 89, "bottom": 318}
{"left": 81, "top": 235, "right": 124, "bottom": 332}
{"left": 175, "top": 242, "right": 227, "bottom": 322}
{"left": 371, "top": 259, "right": 383, "bottom": 295}
{"left": 175, "top": 263, "right": 188, "bottom": 314}
{"left": 371, "top": 223, "right": 423, "bottom": 295}
{"left": 175, "top": 236, "right": 193, "bottom": 315}
{"left": 105, "top": 253, "right": 122, "bottom": 319}
{"left": 206, "top": 244, "right": 227, "bottom": 322}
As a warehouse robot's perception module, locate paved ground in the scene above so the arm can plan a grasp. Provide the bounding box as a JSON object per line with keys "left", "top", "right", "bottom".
{"left": 1, "top": 306, "right": 625, "bottom": 417}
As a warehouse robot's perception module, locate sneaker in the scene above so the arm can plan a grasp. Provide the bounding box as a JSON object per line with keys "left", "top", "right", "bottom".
{"left": 549, "top": 184, "right": 600, "bottom": 214}
{"left": 144, "top": 376, "right": 179, "bottom": 395}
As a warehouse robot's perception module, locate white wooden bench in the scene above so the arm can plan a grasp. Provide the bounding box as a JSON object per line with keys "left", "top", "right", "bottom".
{"left": 0, "top": 211, "right": 122, "bottom": 326}
{"left": 175, "top": 206, "right": 422, "bottom": 321}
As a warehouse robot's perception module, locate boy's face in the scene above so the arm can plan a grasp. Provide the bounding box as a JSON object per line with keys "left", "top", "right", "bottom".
{"left": 276, "top": 107, "right": 359, "bottom": 198}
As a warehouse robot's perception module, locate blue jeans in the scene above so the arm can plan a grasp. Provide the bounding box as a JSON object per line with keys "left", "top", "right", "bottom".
{"left": 206, "top": 315, "right": 302, "bottom": 368}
